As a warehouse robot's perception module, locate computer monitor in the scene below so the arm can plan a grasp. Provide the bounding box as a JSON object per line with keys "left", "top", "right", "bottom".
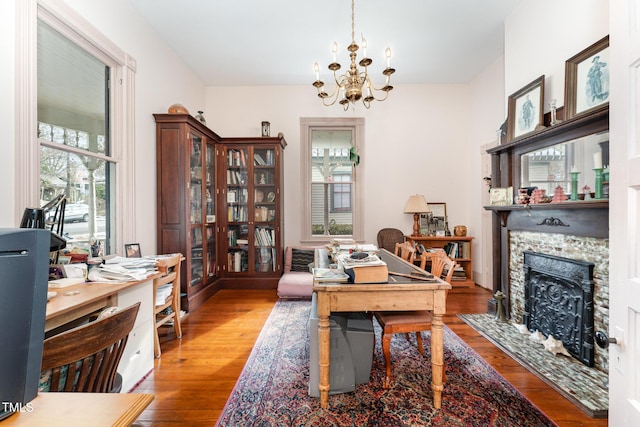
{"left": 0, "top": 228, "right": 50, "bottom": 420}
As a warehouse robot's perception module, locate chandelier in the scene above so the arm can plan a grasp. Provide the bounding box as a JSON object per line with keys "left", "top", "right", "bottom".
{"left": 312, "top": 0, "right": 395, "bottom": 110}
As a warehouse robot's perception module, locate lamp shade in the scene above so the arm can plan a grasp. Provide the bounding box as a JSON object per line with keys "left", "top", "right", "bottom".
{"left": 404, "top": 195, "right": 430, "bottom": 214}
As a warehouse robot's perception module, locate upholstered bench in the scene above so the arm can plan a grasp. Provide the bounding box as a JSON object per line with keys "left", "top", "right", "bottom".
{"left": 276, "top": 246, "right": 319, "bottom": 298}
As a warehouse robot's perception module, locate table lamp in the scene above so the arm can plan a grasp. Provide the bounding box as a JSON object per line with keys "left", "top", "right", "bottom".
{"left": 404, "top": 195, "right": 430, "bottom": 237}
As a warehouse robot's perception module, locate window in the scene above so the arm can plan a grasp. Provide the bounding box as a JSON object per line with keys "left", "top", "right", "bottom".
{"left": 300, "top": 118, "right": 364, "bottom": 242}
{"left": 16, "top": 1, "right": 136, "bottom": 256}
{"left": 38, "top": 19, "right": 114, "bottom": 253}
{"left": 331, "top": 173, "right": 352, "bottom": 212}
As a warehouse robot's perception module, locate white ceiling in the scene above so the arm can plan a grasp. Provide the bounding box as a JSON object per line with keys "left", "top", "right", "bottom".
{"left": 129, "top": 0, "right": 522, "bottom": 86}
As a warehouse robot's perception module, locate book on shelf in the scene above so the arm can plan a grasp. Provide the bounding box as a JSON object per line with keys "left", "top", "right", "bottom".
{"left": 254, "top": 153, "right": 266, "bottom": 166}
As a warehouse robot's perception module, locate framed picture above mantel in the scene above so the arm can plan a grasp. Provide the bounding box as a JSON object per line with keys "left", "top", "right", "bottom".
{"left": 507, "top": 75, "right": 545, "bottom": 143}
{"left": 564, "top": 35, "right": 609, "bottom": 120}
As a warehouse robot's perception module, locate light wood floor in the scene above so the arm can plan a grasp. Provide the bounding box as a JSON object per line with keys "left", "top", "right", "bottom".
{"left": 133, "top": 286, "right": 608, "bottom": 427}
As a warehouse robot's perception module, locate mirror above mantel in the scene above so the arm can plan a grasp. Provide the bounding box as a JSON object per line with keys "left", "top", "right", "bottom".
{"left": 520, "top": 130, "right": 609, "bottom": 197}
{"left": 486, "top": 104, "right": 609, "bottom": 210}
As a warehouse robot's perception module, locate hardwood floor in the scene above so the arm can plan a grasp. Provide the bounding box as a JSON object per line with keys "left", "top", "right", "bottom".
{"left": 132, "top": 287, "right": 608, "bottom": 427}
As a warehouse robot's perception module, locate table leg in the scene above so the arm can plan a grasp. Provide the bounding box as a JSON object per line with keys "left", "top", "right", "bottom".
{"left": 431, "top": 313, "right": 445, "bottom": 409}
{"left": 317, "top": 294, "right": 331, "bottom": 408}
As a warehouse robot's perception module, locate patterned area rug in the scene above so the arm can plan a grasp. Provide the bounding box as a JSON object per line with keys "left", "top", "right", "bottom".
{"left": 216, "top": 300, "right": 556, "bottom": 427}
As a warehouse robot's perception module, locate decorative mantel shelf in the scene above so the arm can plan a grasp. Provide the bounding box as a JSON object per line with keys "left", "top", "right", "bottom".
{"left": 485, "top": 201, "right": 608, "bottom": 238}
{"left": 484, "top": 200, "right": 608, "bottom": 238}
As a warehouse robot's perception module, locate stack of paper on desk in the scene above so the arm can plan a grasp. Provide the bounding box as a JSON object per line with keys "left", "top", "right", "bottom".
{"left": 312, "top": 268, "right": 349, "bottom": 283}
{"left": 337, "top": 253, "right": 388, "bottom": 283}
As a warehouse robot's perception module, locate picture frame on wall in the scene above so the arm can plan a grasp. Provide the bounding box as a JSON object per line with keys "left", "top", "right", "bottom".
{"left": 563, "top": 35, "right": 609, "bottom": 119}
{"left": 507, "top": 75, "right": 545, "bottom": 142}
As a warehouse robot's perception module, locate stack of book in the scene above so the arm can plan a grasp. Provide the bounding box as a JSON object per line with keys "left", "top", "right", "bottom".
{"left": 337, "top": 252, "right": 388, "bottom": 283}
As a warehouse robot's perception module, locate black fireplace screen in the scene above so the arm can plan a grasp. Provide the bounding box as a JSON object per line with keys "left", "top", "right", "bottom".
{"left": 523, "top": 251, "right": 595, "bottom": 367}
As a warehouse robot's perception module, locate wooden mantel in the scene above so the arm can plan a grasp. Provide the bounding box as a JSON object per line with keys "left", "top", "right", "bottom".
{"left": 484, "top": 105, "right": 609, "bottom": 315}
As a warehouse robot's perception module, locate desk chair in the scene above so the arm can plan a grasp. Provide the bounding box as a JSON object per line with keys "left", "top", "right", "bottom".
{"left": 394, "top": 241, "right": 416, "bottom": 263}
{"left": 153, "top": 253, "right": 183, "bottom": 358}
{"left": 40, "top": 302, "right": 140, "bottom": 393}
{"left": 374, "top": 252, "right": 455, "bottom": 388}
{"left": 376, "top": 228, "right": 405, "bottom": 253}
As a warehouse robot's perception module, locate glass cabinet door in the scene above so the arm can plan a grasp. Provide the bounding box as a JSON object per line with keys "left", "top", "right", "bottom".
{"left": 190, "top": 134, "right": 203, "bottom": 224}
{"left": 190, "top": 226, "right": 203, "bottom": 286}
{"left": 205, "top": 143, "right": 216, "bottom": 279}
{"left": 253, "top": 147, "right": 277, "bottom": 272}
{"left": 226, "top": 148, "right": 249, "bottom": 272}
{"left": 189, "top": 133, "right": 204, "bottom": 288}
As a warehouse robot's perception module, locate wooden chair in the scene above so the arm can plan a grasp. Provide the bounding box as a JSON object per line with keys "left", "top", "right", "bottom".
{"left": 374, "top": 252, "right": 456, "bottom": 388}
{"left": 376, "top": 228, "right": 405, "bottom": 253}
{"left": 153, "top": 253, "right": 183, "bottom": 358}
{"left": 394, "top": 241, "right": 416, "bottom": 263}
{"left": 40, "top": 302, "right": 140, "bottom": 393}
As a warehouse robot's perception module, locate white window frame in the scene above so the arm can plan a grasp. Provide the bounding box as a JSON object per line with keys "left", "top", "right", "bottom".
{"left": 16, "top": 0, "right": 137, "bottom": 251}
{"left": 300, "top": 117, "right": 364, "bottom": 243}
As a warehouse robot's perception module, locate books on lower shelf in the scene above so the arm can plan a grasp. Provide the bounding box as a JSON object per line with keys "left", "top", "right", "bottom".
{"left": 443, "top": 264, "right": 468, "bottom": 281}
{"left": 228, "top": 251, "right": 248, "bottom": 272}
{"left": 442, "top": 241, "right": 471, "bottom": 259}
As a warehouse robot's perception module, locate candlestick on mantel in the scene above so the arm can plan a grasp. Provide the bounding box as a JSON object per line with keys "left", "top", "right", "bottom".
{"left": 593, "top": 152, "right": 603, "bottom": 169}
{"left": 594, "top": 168, "right": 604, "bottom": 199}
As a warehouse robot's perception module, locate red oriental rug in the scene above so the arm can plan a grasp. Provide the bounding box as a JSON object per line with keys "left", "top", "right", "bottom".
{"left": 216, "top": 299, "right": 556, "bottom": 426}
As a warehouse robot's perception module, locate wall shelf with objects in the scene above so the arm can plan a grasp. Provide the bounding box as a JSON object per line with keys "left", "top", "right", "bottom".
{"left": 405, "top": 235, "right": 475, "bottom": 288}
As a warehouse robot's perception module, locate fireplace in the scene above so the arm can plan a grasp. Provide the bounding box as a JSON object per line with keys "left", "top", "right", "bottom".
{"left": 523, "top": 251, "right": 595, "bottom": 367}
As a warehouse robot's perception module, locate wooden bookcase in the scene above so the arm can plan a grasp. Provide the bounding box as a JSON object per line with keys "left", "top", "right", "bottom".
{"left": 405, "top": 235, "right": 475, "bottom": 288}
{"left": 217, "top": 136, "right": 287, "bottom": 289}
{"left": 154, "top": 113, "right": 221, "bottom": 312}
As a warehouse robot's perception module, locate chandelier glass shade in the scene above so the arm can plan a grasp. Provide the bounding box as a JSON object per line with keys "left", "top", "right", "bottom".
{"left": 312, "top": 0, "right": 395, "bottom": 110}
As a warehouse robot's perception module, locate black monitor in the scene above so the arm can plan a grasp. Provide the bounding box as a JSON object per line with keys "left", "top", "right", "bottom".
{"left": 0, "top": 228, "right": 50, "bottom": 421}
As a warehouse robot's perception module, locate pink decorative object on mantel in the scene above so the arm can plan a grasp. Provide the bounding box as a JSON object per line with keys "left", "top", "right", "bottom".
{"left": 551, "top": 185, "right": 567, "bottom": 203}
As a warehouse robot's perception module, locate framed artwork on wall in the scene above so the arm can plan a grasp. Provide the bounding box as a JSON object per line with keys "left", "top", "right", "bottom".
{"left": 507, "top": 75, "right": 545, "bottom": 142}
{"left": 564, "top": 35, "right": 609, "bottom": 119}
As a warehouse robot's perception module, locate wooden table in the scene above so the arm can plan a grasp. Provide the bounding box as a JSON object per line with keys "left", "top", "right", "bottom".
{"left": 312, "top": 248, "right": 451, "bottom": 409}
{"left": 2, "top": 392, "right": 153, "bottom": 426}
{"left": 45, "top": 275, "right": 159, "bottom": 332}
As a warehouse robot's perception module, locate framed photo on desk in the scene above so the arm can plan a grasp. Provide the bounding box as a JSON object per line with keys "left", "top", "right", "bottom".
{"left": 125, "top": 243, "right": 141, "bottom": 258}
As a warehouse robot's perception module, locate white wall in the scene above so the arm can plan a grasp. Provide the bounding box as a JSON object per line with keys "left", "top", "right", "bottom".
{"left": 205, "top": 83, "right": 473, "bottom": 249}
{"left": 505, "top": 0, "right": 609, "bottom": 109}
{"left": 468, "top": 55, "right": 506, "bottom": 288}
